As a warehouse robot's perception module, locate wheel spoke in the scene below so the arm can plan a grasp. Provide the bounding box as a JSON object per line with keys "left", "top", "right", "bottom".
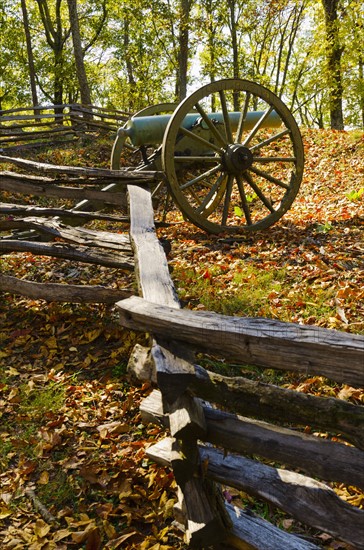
{"left": 161, "top": 78, "right": 304, "bottom": 233}
{"left": 196, "top": 173, "right": 226, "bottom": 214}
{"left": 236, "top": 175, "right": 252, "bottom": 225}
{"left": 180, "top": 164, "right": 222, "bottom": 190}
{"left": 253, "top": 156, "right": 296, "bottom": 163}
{"left": 222, "top": 175, "right": 234, "bottom": 225}
{"left": 250, "top": 128, "right": 290, "bottom": 152}
{"left": 161, "top": 191, "right": 172, "bottom": 222}
{"left": 194, "top": 101, "right": 227, "bottom": 147}
{"left": 178, "top": 126, "right": 223, "bottom": 154}
{"left": 236, "top": 92, "right": 251, "bottom": 143}
{"left": 243, "top": 106, "right": 274, "bottom": 147}
{"left": 250, "top": 166, "right": 290, "bottom": 189}
{"left": 188, "top": 187, "right": 203, "bottom": 205}
{"left": 151, "top": 181, "right": 165, "bottom": 198}
{"left": 244, "top": 171, "right": 276, "bottom": 213}
{"left": 219, "top": 90, "right": 233, "bottom": 143}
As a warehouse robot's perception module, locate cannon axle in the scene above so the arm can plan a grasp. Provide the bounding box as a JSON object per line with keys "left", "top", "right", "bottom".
{"left": 223, "top": 145, "right": 254, "bottom": 174}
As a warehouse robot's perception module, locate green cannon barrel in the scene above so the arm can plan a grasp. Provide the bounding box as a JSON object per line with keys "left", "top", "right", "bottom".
{"left": 121, "top": 111, "right": 282, "bottom": 147}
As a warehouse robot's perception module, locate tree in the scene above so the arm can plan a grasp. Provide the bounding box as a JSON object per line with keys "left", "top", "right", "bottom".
{"left": 21, "top": 0, "right": 39, "bottom": 108}
{"left": 66, "top": 0, "right": 92, "bottom": 107}
{"left": 321, "top": 0, "right": 344, "bottom": 129}
{"left": 0, "top": 0, "right": 31, "bottom": 109}
{"left": 1, "top": 0, "right": 363, "bottom": 128}
{"left": 341, "top": 0, "right": 364, "bottom": 127}
{"left": 106, "top": 0, "right": 182, "bottom": 110}
{"left": 177, "top": 0, "right": 193, "bottom": 100}
{"left": 227, "top": 0, "right": 241, "bottom": 82}
{"left": 35, "top": 0, "right": 71, "bottom": 111}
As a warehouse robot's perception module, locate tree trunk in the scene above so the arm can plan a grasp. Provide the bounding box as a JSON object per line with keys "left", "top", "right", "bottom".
{"left": 177, "top": 0, "right": 191, "bottom": 101}
{"left": 359, "top": 56, "right": 364, "bottom": 128}
{"left": 321, "top": 0, "right": 344, "bottom": 129}
{"left": 66, "top": 0, "right": 92, "bottom": 110}
{"left": 35, "top": 0, "right": 66, "bottom": 115}
{"left": 20, "top": 0, "right": 39, "bottom": 109}
{"left": 228, "top": 0, "right": 240, "bottom": 110}
{"left": 123, "top": 19, "right": 136, "bottom": 111}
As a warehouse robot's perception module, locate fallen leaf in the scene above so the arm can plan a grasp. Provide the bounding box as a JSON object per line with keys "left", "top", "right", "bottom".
{"left": 37, "top": 471, "right": 49, "bottom": 485}
{"left": 0, "top": 505, "right": 12, "bottom": 519}
{"left": 34, "top": 518, "right": 51, "bottom": 538}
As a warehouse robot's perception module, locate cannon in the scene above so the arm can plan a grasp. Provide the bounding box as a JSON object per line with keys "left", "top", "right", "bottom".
{"left": 111, "top": 79, "right": 304, "bottom": 233}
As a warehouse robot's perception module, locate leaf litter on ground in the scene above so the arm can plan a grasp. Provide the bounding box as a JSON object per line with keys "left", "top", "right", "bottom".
{"left": 0, "top": 128, "right": 363, "bottom": 549}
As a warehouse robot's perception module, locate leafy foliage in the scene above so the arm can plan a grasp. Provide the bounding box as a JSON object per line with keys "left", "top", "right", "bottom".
{"left": 1, "top": 0, "right": 363, "bottom": 127}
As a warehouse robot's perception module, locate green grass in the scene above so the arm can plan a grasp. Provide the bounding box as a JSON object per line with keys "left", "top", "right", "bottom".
{"left": 176, "top": 262, "right": 286, "bottom": 317}
{"left": 112, "top": 361, "right": 128, "bottom": 377}
{"left": 285, "top": 282, "right": 337, "bottom": 323}
{"left": 346, "top": 187, "right": 364, "bottom": 202}
{"left": 19, "top": 381, "right": 66, "bottom": 419}
{"left": 36, "top": 469, "right": 80, "bottom": 510}
{"left": 174, "top": 261, "right": 337, "bottom": 324}
{"left": 0, "top": 439, "right": 14, "bottom": 470}
{"left": 0, "top": 378, "right": 67, "bottom": 470}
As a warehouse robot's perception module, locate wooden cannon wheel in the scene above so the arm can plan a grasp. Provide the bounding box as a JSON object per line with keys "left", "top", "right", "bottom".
{"left": 162, "top": 79, "right": 304, "bottom": 233}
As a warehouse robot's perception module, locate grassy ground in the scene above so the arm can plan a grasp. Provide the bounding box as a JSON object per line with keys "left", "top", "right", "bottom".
{"left": 0, "top": 128, "right": 363, "bottom": 549}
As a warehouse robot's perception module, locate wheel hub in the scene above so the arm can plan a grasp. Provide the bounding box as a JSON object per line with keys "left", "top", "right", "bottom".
{"left": 223, "top": 144, "right": 253, "bottom": 174}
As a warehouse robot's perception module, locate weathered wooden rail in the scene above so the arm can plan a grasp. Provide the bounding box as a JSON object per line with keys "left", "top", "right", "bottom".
{"left": 0, "top": 104, "right": 129, "bottom": 153}
{"left": 1, "top": 154, "right": 364, "bottom": 549}
{"left": 119, "top": 183, "right": 364, "bottom": 549}
{"left": 0, "top": 154, "right": 161, "bottom": 303}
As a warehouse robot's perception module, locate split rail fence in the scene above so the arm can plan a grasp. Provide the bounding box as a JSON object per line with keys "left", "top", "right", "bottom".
{"left": 0, "top": 150, "right": 364, "bottom": 549}
{"left": 0, "top": 104, "right": 129, "bottom": 154}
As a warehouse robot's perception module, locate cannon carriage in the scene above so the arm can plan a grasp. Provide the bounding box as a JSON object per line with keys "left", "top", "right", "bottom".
{"left": 111, "top": 78, "right": 304, "bottom": 233}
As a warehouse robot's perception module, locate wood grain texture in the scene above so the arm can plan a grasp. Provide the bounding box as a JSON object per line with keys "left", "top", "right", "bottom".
{"left": 140, "top": 389, "right": 364, "bottom": 488}
{"left": 151, "top": 340, "right": 196, "bottom": 402}
{"left": 199, "top": 445, "right": 364, "bottom": 549}
{"left": 147, "top": 438, "right": 321, "bottom": 550}
{"left": 202, "top": 405, "right": 364, "bottom": 488}
{"left": 182, "top": 477, "right": 228, "bottom": 547}
{"left": 0, "top": 155, "right": 161, "bottom": 180}
{"left": 147, "top": 437, "right": 364, "bottom": 548}
{"left": 126, "top": 184, "right": 228, "bottom": 544}
{"left": 168, "top": 392, "right": 206, "bottom": 441}
{"left": 117, "top": 295, "right": 364, "bottom": 387}
{"left": 126, "top": 184, "right": 179, "bottom": 307}
{"left": 0, "top": 217, "right": 132, "bottom": 251}
{"left": 0, "top": 202, "right": 129, "bottom": 223}
{"left": 0, "top": 240, "right": 134, "bottom": 269}
{"left": 191, "top": 364, "right": 364, "bottom": 450}
{"left": 0, "top": 172, "right": 128, "bottom": 205}
{"left": 225, "top": 503, "right": 320, "bottom": 550}
{"left": 0, "top": 274, "right": 132, "bottom": 303}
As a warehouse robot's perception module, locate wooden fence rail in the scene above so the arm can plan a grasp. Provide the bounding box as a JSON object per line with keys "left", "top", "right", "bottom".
{"left": 0, "top": 155, "right": 142, "bottom": 303}
{"left": 120, "top": 183, "right": 364, "bottom": 549}
{"left": 0, "top": 104, "right": 129, "bottom": 153}
{"left": 1, "top": 149, "right": 364, "bottom": 548}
